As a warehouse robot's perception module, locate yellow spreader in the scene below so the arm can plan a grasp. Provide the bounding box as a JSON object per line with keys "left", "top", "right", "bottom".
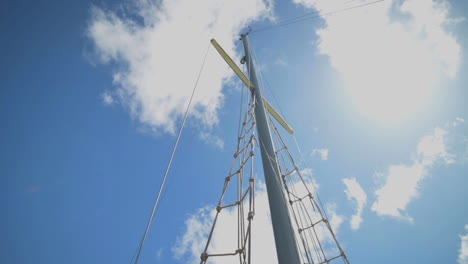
{"left": 211, "top": 38, "right": 294, "bottom": 135}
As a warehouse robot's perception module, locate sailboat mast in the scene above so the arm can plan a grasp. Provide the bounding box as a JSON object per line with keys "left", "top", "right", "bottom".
{"left": 241, "top": 33, "right": 301, "bottom": 264}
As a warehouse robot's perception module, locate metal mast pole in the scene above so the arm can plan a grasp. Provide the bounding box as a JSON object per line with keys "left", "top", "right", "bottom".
{"left": 241, "top": 33, "right": 301, "bottom": 264}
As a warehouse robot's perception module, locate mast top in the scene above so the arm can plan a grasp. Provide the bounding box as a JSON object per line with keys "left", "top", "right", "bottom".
{"left": 240, "top": 26, "right": 252, "bottom": 39}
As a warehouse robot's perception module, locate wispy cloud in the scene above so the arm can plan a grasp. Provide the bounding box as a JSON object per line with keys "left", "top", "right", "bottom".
{"left": 417, "top": 127, "right": 455, "bottom": 165}
{"left": 199, "top": 132, "right": 225, "bottom": 150}
{"left": 274, "top": 57, "right": 288, "bottom": 66}
{"left": 326, "top": 203, "right": 344, "bottom": 234}
{"left": 87, "top": 0, "right": 273, "bottom": 134}
{"left": 459, "top": 225, "right": 468, "bottom": 264}
{"left": 312, "top": 148, "right": 329, "bottom": 160}
{"left": 342, "top": 177, "right": 367, "bottom": 230}
{"left": 454, "top": 117, "right": 465, "bottom": 127}
{"left": 371, "top": 163, "right": 424, "bottom": 221}
{"left": 156, "top": 248, "right": 163, "bottom": 261}
{"left": 300, "top": 167, "right": 314, "bottom": 177}
{"left": 293, "top": 0, "right": 462, "bottom": 122}
{"left": 172, "top": 206, "right": 213, "bottom": 263}
{"left": 101, "top": 91, "right": 114, "bottom": 105}
{"left": 371, "top": 120, "right": 465, "bottom": 221}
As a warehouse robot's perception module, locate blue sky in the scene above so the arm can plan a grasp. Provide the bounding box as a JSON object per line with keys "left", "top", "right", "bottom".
{"left": 1, "top": 0, "right": 468, "bottom": 263}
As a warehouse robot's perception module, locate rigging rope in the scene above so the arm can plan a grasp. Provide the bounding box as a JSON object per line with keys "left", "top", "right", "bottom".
{"left": 250, "top": 0, "right": 385, "bottom": 34}
{"left": 265, "top": 113, "right": 350, "bottom": 264}
{"left": 200, "top": 51, "right": 258, "bottom": 263}
{"left": 133, "top": 43, "right": 211, "bottom": 264}
{"left": 200, "top": 93, "right": 257, "bottom": 264}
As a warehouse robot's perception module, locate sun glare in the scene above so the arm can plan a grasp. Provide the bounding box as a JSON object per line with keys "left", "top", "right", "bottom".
{"left": 337, "top": 22, "right": 439, "bottom": 124}
{"left": 313, "top": 0, "right": 459, "bottom": 126}
{"left": 345, "top": 59, "right": 435, "bottom": 124}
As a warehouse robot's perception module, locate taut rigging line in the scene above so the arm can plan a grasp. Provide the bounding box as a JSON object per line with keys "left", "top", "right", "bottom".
{"left": 132, "top": 44, "right": 211, "bottom": 264}
{"left": 250, "top": 0, "right": 385, "bottom": 34}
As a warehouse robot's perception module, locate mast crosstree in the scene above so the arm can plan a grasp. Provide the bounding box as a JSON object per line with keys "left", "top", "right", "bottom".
{"left": 201, "top": 34, "right": 350, "bottom": 264}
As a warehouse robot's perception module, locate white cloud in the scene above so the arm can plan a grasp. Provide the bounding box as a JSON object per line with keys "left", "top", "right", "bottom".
{"left": 299, "top": 167, "right": 314, "bottom": 177}
{"left": 274, "top": 57, "right": 288, "bottom": 66}
{"left": 101, "top": 91, "right": 114, "bottom": 105}
{"left": 326, "top": 203, "right": 344, "bottom": 234}
{"left": 172, "top": 206, "right": 213, "bottom": 263}
{"left": 371, "top": 125, "right": 454, "bottom": 220}
{"left": 342, "top": 177, "right": 367, "bottom": 230}
{"left": 371, "top": 162, "right": 424, "bottom": 221}
{"left": 156, "top": 248, "right": 163, "bottom": 261}
{"left": 293, "top": 0, "right": 462, "bottom": 123}
{"left": 459, "top": 225, "right": 468, "bottom": 264}
{"left": 454, "top": 117, "right": 465, "bottom": 127}
{"left": 312, "top": 148, "right": 329, "bottom": 160}
{"left": 200, "top": 132, "right": 225, "bottom": 150}
{"left": 417, "top": 127, "right": 454, "bottom": 165}
{"left": 87, "top": 0, "right": 273, "bottom": 134}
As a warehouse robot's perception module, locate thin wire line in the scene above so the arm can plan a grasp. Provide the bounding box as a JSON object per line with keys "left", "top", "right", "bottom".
{"left": 251, "top": 0, "right": 385, "bottom": 34}
{"left": 133, "top": 43, "right": 211, "bottom": 264}
{"left": 159, "top": 125, "right": 199, "bottom": 205}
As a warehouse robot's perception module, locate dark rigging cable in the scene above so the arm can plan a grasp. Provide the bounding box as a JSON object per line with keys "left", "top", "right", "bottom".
{"left": 251, "top": 0, "right": 385, "bottom": 34}
{"left": 133, "top": 43, "right": 211, "bottom": 264}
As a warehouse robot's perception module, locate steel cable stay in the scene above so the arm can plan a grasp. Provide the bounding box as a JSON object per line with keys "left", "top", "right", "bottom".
{"left": 132, "top": 43, "right": 212, "bottom": 264}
